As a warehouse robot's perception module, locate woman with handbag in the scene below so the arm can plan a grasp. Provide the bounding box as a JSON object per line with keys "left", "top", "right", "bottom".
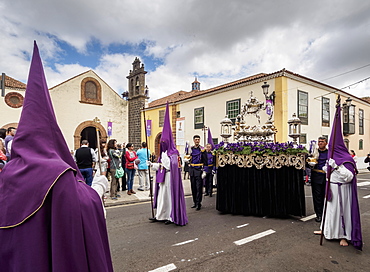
{"left": 107, "top": 139, "right": 123, "bottom": 200}
{"left": 125, "top": 143, "right": 138, "bottom": 195}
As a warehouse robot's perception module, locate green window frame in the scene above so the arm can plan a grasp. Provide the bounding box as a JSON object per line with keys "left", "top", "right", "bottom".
{"left": 194, "top": 107, "right": 204, "bottom": 129}
{"left": 297, "top": 90, "right": 308, "bottom": 125}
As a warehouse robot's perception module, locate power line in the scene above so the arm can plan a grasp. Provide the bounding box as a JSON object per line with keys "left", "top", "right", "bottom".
{"left": 341, "top": 76, "right": 370, "bottom": 90}
{"left": 321, "top": 63, "right": 370, "bottom": 81}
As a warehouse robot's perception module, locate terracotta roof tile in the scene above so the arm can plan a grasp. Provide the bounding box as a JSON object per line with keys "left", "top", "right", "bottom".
{"left": 4, "top": 75, "right": 26, "bottom": 90}
{"left": 148, "top": 73, "right": 266, "bottom": 108}
{"left": 361, "top": 97, "right": 370, "bottom": 103}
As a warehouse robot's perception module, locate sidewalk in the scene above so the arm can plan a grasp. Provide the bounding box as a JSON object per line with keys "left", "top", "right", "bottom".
{"left": 103, "top": 171, "right": 192, "bottom": 207}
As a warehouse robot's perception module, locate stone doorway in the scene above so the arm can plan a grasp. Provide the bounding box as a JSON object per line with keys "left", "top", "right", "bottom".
{"left": 80, "top": 127, "right": 98, "bottom": 150}
{"left": 74, "top": 120, "right": 107, "bottom": 150}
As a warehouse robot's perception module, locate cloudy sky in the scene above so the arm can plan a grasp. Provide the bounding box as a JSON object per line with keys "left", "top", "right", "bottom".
{"left": 1, "top": 0, "right": 370, "bottom": 101}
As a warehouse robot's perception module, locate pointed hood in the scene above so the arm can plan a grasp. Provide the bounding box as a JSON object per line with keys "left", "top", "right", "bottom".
{"left": 160, "top": 102, "right": 179, "bottom": 156}
{"left": 0, "top": 41, "right": 82, "bottom": 228}
{"left": 328, "top": 101, "right": 355, "bottom": 167}
{"left": 207, "top": 128, "right": 214, "bottom": 150}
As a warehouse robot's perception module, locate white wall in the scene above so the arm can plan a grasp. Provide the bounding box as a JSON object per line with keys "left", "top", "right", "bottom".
{"left": 50, "top": 71, "right": 128, "bottom": 149}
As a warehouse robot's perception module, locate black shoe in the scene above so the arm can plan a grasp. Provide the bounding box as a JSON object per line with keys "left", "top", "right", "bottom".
{"left": 138, "top": 188, "right": 144, "bottom": 191}
{"left": 209, "top": 194, "right": 213, "bottom": 197}
{"left": 315, "top": 217, "right": 322, "bottom": 223}
{"left": 164, "top": 220, "right": 172, "bottom": 225}
{"left": 149, "top": 217, "right": 157, "bottom": 222}
{"left": 191, "top": 204, "right": 197, "bottom": 208}
{"left": 204, "top": 193, "right": 209, "bottom": 196}
{"left": 196, "top": 204, "right": 202, "bottom": 211}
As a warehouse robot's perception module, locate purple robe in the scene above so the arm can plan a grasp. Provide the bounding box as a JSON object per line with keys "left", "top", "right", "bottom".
{"left": 153, "top": 103, "right": 188, "bottom": 226}
{"left": 0, "top": 41, "right": 113, "bottom": 271}
{"left": 326, "top": 100, "right": 362, "bottom": 250}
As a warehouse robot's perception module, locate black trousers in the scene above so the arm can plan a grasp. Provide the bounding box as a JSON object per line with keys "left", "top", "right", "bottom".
{"left": 311, "top": 171, "right": 326, "bottom": 218}
{"left": 204, "top": 172, "right": 213, "bottom": 195}
{"left": 189, "top": 167, "right": 203, "bottom": 206}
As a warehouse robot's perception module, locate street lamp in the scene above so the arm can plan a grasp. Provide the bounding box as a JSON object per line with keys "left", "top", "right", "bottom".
{"left": 287, "top": 113, "right": 302, "bottom": 145}
{"left": 261, "top": 82, "right": 275, "bottom": 121}
{"left": 220, "top": 115, "right": 232, "bottom": 143}
{"left": 345, "top": 97, "right": 352, "bottom": 107}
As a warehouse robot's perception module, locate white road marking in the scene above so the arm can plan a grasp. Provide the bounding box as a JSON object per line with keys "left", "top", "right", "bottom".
{"left": 357, "top": 181, "right": 370, "bottom": 187}
{"left": 172, "top": 238, "right": 198, "bottom": 246}
{"left": 363, "top": 194, "right": 370, "bottom": 199}
{"left": 234, "top": 229, "right": 276, "bottom": 246}
{"left": 300, "top": 214, "right": 317, "bottom": 222}
{"left": 356, "top": 178, "right": 369, "bottom": 181}
{"left": 148, "top": 263, "right": 177, "bottom": 272}
{"left": 236, "top": 223, "right": 249, "bottom": 228}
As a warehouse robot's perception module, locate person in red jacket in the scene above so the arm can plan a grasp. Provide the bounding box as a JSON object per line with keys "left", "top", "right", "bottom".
{"left": 125, "top": 143, "right": 138, "bottom": 195}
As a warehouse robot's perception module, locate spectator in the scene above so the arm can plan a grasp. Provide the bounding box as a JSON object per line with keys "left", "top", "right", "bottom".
{"left": 0, "top": 140, "right": 7, "bottom": 171}
{"left": 95, "top": 139, "right": 108, "bottom": 176}
{"left": 0, "top": 128, "right": 6, "bottom": 145}
{"left": 364, "top": 153, "right": 370, "bottom": 171}
{"left": 121, "top": 142, "right": 127, "bottom": 191}
{"left": 116, "top": 143, "right": 123, "bottom": 191}
{"left": 137, "top": 142, "right": 151, "bottom": 191}
{"left": 350, "top": 150, "right": 357, "bottom": 164}
{"left": 107, "top": 139, "right": 122, "bottom": 200}
{"left": 125, "top": 143, "right": 138, "bottom": 195}
{"left": 74, "top": 140, "right": 97, "bottom": 186}
{"left": 4, "top": 127, "right": 16, "bottom": 161}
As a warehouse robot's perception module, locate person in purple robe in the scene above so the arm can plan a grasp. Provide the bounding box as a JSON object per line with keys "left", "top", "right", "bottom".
{"left": 0, "top": 41, "right": 114, "bottom": 271}
{"left": 149, "top": 103, "right": 188, "bottom": 226}
{"left": 314, "top": 97, "right": 362, "bottom": 250}
{"left": 202, "top": 143, "right": 215, "bottom": 197}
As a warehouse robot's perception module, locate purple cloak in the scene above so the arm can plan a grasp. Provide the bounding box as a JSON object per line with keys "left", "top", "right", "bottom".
{"left": 153, "top": 103, "right": 188, "bottom": 226}
{"left": 327, "top": 99, "right": 362, "bottom": 250}
{"left": 0, "top": 41, "right": 113, "bottom": 270}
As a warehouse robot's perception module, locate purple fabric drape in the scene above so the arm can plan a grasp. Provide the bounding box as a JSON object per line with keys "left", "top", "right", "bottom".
{"left": 207, "top": 128, "right": 214, "bottom": 149}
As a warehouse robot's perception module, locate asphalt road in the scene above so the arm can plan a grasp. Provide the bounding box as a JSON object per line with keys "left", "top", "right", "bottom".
{"left": 106, "top": 171, "right": 370, "bottom": 272}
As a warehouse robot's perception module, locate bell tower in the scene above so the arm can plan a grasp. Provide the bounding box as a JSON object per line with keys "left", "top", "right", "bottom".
{"left": 126, "top": 57, "right": 147, "bottom": 148}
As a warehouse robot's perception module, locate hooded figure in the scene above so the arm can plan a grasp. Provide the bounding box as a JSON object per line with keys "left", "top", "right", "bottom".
{"left": 0, "top": 42, "right": 113, "bottom": 271}
{"left": 150, "top": 103, "right": 188, "bottom": 226}
{"left": 202, "top": 128, "right": 216, "bottom": 197}
{"left": 318, "top": 97, "right": 362, "bottom": 250}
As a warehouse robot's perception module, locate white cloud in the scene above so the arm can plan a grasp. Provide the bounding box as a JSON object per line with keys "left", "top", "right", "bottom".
{"left": 1, "top": 0, "right": 370, "bottom": 101}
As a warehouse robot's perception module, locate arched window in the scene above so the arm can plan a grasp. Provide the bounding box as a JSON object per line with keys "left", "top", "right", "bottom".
{"left": 80, "top": 77, "right": 102, "bottom": 105}
{"left": 135, "top": 77, "right": 140, "bottom": 95}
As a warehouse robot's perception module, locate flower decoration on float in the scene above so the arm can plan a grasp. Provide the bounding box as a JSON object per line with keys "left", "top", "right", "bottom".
{"left": 213, "top": 141, "right": 308, "bottom": 156}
